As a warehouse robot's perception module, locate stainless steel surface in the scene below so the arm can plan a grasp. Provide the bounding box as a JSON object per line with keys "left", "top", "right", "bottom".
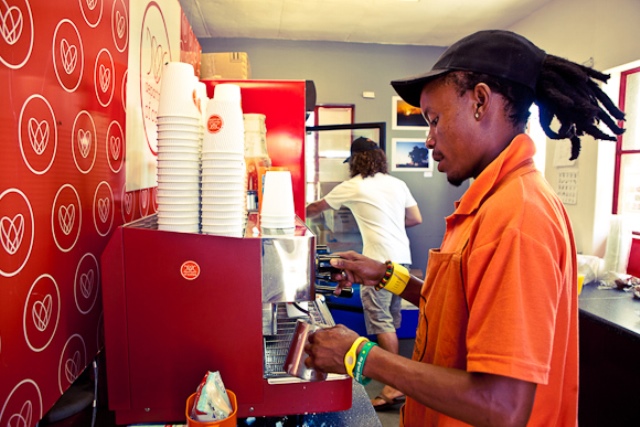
{"left": 263, "top": 299, "right": 332, "bottom": 378}
{"left": 259, "top": 216, "right": 317, "bottom": 304}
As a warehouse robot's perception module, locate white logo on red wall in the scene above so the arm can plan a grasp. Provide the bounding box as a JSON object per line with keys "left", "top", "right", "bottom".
{"left": 0, "top": 380, "right": 42, "bottom": 427}
{"left": 106, "top": 119, "right": 124, "bottom": 172}
{"left": 0, "top": 0, "right": 34, "bottom": 69}
{"left": 94, "top": 48, "right": 114, "bottom": 107}
{"left": 72, "top": 110, "right": 97, "bottom": 174}
{"left": 79, "top": 0, "right": 103, "bottom": 28}
{"left": 121, "top": 183, "right": 135, "bottom": 224}
{"left": 51, "top": 184, "right": 82, "bottom": 253}
{"left": 19, "top": 94, "right": 57, "bottom": 175}
{"left": 93, "top": 181, "right": 114, "bottom": 236}
{"left": 140, "top": 2, "right": 170, "bottom": 155}
{"left": 52, "top": 19, "right": 84, "bottom": 93}
{"left": 139, "top": 188, "right": 149, "bottom": 217}
{"left": 57, "top": 334, "right": 86, "bottom": 394}
{"left": 121, "top": 68, "right": 127, "bottom": 112}
{"left": 74, "top": 252, "right": 99, "bottom": 314}
{"left": 23, "top": 274, "right": 60, "bottom": 352}
{"left": 0, "top": 189, "right": 34, "bottom": 278}
{"left": 111, "top": 0, "right": 128, "bottom": 53}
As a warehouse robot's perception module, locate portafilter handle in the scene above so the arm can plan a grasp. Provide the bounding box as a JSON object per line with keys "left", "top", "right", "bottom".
{"left": 315, "top": 280, "right": 354, "bottom": 298}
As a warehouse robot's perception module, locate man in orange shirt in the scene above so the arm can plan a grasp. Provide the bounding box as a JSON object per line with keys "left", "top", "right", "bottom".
{"left": 305, "top": 30, "right": 625, "bottom": 426}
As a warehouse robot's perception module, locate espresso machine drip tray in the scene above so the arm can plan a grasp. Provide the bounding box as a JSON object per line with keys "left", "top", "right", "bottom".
{"left": 263, "top": 298, "right": 336, "bottom": 379}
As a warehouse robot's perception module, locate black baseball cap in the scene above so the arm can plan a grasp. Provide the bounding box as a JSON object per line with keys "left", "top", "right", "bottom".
{"left": 344, "top": 137, "right": 378, "bottom": 163}
{"left": 391, "top": 30, "right": 547, "bottom": 107}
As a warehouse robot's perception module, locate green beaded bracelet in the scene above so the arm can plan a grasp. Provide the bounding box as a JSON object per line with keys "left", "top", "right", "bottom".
{"left": 353, "top": 340, "right": 377, "bottom": 385}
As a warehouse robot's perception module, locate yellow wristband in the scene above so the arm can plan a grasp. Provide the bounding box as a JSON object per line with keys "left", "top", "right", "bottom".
{"left": 384, "top": 263, "right": 410, "bottom": 295}
{"left": 344, "top": 337, "right": 369, "bottom": 378}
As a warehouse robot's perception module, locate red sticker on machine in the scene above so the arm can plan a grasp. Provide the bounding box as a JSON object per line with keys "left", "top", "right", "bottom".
{"left": 180, "top": 260, "right": 200, "bottom": 280}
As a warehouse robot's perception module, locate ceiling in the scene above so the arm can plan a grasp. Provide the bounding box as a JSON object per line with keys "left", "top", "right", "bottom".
{"left": 177, "top": 0, "right": 554, "bottom": 47}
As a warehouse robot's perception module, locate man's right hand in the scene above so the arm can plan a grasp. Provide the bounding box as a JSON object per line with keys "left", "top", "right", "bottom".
{"left": 328, "top": 251, "right": 388, "bottom": 294}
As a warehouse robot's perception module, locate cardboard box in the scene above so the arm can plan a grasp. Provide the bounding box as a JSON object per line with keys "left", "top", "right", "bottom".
{"left": 201, "top": 52, "right": 251, "bottom": 79}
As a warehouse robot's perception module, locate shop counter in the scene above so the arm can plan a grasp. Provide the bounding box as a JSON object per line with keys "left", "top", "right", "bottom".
{"left": 578, "top": 282, "right": 640, "bottom": 426}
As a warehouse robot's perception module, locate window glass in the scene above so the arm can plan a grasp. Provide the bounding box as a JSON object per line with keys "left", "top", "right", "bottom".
{"left": 623, "top": 72, "right": 640, "bottom": 150}
{"left": 618, "top": 153, "right": 640, "bottom": 222}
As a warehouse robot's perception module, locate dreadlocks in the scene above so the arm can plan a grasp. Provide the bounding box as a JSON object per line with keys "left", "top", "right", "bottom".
{"left": 448, "top": 55, "right": 625, "bottom": 161}
{"left": 349, "top": 148, "right": 388, "bottom": 178}
{"left": 535, "top": 54, "right": 625, "bottom": 160}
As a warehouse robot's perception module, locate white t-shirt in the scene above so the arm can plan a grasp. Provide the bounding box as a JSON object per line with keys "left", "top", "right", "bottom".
{"left": 324, "top": 173, "right": 417, "bottom": 264}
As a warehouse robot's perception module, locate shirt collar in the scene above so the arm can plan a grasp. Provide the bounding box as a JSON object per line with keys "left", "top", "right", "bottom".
{"left": 454, "top": 134, "right": 537, "bottom": 215}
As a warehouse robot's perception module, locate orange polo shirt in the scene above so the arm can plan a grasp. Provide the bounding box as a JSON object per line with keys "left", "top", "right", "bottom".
{"left": 401, "top": 134, "right": 579, "bottom": 426}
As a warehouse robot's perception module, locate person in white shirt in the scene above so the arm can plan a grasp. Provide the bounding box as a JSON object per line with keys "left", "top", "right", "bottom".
{"left": 307, "top": 136, "right": 422, "bottom": 410}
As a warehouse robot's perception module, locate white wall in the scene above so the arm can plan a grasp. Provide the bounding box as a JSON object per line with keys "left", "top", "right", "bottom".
{"left": 511, "top": 0, "right": 640, "bottom": 256}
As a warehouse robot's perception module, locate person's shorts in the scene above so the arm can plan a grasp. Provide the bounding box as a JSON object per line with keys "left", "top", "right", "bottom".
{"left": 360, "top": 285, "right": 402, "bottom": 335}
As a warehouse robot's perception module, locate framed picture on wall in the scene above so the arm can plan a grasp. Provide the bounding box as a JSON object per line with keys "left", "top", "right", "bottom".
{"left": 391, "top": 138, "right": 433, "bottom": 175}
{"left": 392, "top": 96, "right": 429, "bottom": 130}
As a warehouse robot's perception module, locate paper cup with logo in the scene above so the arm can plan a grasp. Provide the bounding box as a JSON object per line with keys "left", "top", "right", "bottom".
{"left": 158, "top": 62, "right": 200, "bottom": 119}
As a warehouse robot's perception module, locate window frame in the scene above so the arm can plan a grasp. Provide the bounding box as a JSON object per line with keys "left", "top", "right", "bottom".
{"left": 614, "top": 66, "right": 640, "bottom": 237}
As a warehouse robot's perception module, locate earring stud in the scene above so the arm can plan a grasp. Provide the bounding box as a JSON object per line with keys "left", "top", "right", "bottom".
{"left": 474, "top": 112, "right": 480, "bottom": 119}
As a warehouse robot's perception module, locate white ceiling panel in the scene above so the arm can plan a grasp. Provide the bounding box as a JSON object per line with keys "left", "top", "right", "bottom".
{"left": 178, "top": 0, "right": 554, "bottom": 46}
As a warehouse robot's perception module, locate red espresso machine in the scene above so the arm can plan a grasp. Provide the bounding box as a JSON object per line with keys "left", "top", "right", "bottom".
{"left": 101, "top": 80, "right": 352, "bottom": 425}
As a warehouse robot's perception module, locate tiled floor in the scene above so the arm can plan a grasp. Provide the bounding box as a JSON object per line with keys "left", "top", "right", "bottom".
{"left": 40, "top": 339, "right": 416, "bottom": 427}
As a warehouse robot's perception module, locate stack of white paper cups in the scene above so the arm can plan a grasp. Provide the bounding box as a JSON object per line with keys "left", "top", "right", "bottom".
{"left": 260, "top": 170, "right": 295, "bottom": 232}
{"left": 155, "top": 62, "right": 204, "bottom": 234}
{"left": 201, "top": 83, "right": 247, "bottom": 237}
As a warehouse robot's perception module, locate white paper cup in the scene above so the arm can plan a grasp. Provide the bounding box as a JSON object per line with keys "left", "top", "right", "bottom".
{"left": 212, "top": 83, "right": 242, "bottom": 103}
{"left": 158, "top": 223, "right": 200, "bottom": 233}
{"left": 157, "top": 180, "right": 200, "bottom": 190}
{"left": 158, "top": 62, "right": 200, "bottom": 119}
{"left": 157, "top": 130, "right": 203, "bottom": 140}
{"left": 157, "top": 152, "right": 201, "bottom": 162}
{"left": 157, "top": 175, "right": 201, "bottom": 184}
{"left": 201, "top": 159, "right": 245, "bottom": 169}
{"left": 157, "top": 195, "right": 200, "bottom": 205}
{"left": 158, "top": 213, "right": 200, "bottom": 225}
{"left": 157, "top": 159, "right": 200, "bottom": 169}
{"left": 157, "top": 188, "right": 200, "bottom": 198}
{"left": 158, "top": 209, "right": 200, "bottom": 219}
{"left": 157, "top": 122, "right": 203, "bottom": 133}
{"left": 261, "top": 170, "right": 294, "bottom": 219}
{"left": 157, "top": 202, "right": 200, "bottom": 212}
{"left": 201, "top": 150, "right": 244, "bottom": 159}
{"left": 156, "top": 145, "right": 201, "bottom": 155}
{"left": 157, "top": 115, "right": 201, "bottom": 125}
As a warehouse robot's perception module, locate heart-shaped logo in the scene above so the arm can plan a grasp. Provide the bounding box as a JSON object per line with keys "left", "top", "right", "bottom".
{"left": 116, "top": 10, "right": 125, "bottom": 38}
{"left": 140, "top": 189, "right": 149, "bottom": 210}
{"left": 80, "top": 269, "right": 94, "bottom": 298}
{"left": 64, "top": 351, "right": 82, "bottom": 384}
{"left": 87, "top": 0, "right": 97, "bottom": 11}
{"left": 60, "top": 38, "right": 78, "bottom": 74}
{"left": 109, "top": 136, "right": 120, "bottom": 160}
{"left": 1, "top": 214, "right": 24, "bottom": 255}
{"left": 99, "top": 64, "right": 110, "bottom": 93}
{"left": 58, "top": 204, "right": 75, "bottom": 236}
{"left": 28, "top": 118, "right": 49, "bottom": 155}
{"left": 32, "top": 294, "right": 53, "bottom": 332}
{"left": 124, "top": 192, "right": 132, "bottom": 214}
{"left": 97, "top": 197, "right": 110, "bottom": 223}
{"left": 77, "top": 129, "right": 91, "bottom": 158}
{"left": 7, "top": 400, "right": 32, "bottom": 427}
{"left": 0, "top": 5, "right": 23, "bottom": 46}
